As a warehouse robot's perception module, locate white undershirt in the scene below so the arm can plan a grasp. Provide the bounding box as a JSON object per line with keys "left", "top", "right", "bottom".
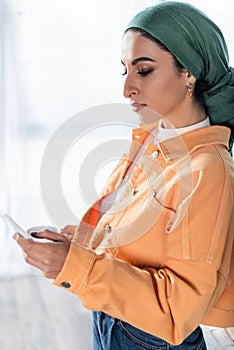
{"left": 154, "top": 117, "right": 210, "bottom": 145}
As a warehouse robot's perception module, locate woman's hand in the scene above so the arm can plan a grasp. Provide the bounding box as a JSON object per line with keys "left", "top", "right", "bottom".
{"left": 60, "top": 225, "right": 77, "bottom": 240}
{"left": 13, "top": 229, "right": 71, "bottom": 279}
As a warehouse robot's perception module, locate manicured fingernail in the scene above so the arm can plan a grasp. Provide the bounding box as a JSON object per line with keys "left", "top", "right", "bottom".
{"left": 13, "top": 233, "right": 18, "bottom": 240}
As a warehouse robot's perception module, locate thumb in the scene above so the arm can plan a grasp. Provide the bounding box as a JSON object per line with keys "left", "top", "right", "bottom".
{"left": 31, "top": 229, "right": 65, "bottom": 242}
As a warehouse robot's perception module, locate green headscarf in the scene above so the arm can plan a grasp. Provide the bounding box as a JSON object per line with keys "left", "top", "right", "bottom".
{"left": 127, "top": 1, "right": 234, "bottom": 152}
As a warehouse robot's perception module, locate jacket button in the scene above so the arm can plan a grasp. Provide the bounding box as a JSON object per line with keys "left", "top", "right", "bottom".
{"left": 105, "top": 224, "right": 112, "bottom": 233}
{"left": 61, "top": 281, "right": 71, "bottom": 288}
{"left": 152, "top": 151, "right": 159, "bottom": 159}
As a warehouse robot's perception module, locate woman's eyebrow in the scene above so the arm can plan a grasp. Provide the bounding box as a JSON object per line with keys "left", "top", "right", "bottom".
{"left": 121, "top": 57, "right": 156, "bottom": 66}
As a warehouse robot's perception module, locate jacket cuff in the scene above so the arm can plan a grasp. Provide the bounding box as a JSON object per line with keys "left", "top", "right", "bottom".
{"left": 53, "top": 241, "right": 95, "bottom": 293}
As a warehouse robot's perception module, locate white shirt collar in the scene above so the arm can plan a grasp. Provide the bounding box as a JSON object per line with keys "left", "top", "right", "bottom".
{"left": 155, "top": 117, "right": 210, "bottom": 145}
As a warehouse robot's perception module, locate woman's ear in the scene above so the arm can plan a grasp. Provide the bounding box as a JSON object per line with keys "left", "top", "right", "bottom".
{"left": 184, "top": 71, "right": 197, "bottom": 99}
{"left": 186, "top": 71, "right": 196, "bottom": 85}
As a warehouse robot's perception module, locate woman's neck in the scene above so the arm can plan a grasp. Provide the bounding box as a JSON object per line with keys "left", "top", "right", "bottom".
{"left": 165, "top": 103, "right": 206, "bottom": 128}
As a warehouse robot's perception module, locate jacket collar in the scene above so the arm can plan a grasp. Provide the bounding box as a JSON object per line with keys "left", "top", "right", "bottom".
{"left": 132, "top": 125, "right": 230, "bottom": 162}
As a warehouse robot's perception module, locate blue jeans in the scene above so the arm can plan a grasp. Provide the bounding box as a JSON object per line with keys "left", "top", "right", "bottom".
{"left": 93, "top": 312, "right": 207, "bottom": 350}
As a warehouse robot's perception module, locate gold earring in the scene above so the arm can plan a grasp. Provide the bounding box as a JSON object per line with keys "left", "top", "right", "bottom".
{"left": 187, "top": 83, "right": 193, "bottom": 98}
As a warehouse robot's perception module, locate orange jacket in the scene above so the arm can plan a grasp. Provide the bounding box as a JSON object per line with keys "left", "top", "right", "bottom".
{"left": 54, "top": 124, "right": 234, "bottom": 345}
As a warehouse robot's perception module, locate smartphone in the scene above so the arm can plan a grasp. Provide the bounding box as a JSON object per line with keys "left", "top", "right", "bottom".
{"left": 0, "top": 210, "right": 57, "bottom": 243}
{"left": 0, "top": 210, "right": 33, "bottom": 239}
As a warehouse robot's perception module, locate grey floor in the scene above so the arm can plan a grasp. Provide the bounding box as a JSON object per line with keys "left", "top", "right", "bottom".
{"left": 0, "top": 275, "right": 93, "bottom": 350}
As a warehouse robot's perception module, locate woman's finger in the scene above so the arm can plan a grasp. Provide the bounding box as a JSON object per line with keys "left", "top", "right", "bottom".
{"left": 25, "top": 254, "right": 60, "bottom": 279}
{"left": 31, "top": 229, "right": 66, "bottom": 242}
{"left": 61, "top": 225, "right": 77, "bottom": 235}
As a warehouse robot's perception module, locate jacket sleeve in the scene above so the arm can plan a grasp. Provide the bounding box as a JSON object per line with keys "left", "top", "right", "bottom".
{"left": 54, "top": 149, "right": 234, "bottom": 345}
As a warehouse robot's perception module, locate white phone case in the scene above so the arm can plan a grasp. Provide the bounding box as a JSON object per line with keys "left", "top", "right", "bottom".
{"left": 0, "top": 210, "right": 57, "bottom": 242}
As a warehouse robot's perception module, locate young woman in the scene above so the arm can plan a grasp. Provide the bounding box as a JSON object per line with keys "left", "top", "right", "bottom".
{"left": 14, "top": 2, "right": 234, "bottom": 349}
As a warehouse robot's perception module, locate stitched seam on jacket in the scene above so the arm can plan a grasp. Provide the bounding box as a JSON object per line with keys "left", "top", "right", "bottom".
{"left": 207, "top": 145, "right": 229, "bottom": 264}
{"left": 74, "top": 252, "right": 96, "bottom": 292}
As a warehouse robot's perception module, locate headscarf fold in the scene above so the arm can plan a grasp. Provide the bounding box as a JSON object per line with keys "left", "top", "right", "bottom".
{"left": 126, "top": 1, "right": 234, "bottom": 152}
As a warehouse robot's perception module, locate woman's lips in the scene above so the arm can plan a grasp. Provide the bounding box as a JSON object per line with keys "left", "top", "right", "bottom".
{"left": 131, "top": 103, "right": 147, "bottom": 112}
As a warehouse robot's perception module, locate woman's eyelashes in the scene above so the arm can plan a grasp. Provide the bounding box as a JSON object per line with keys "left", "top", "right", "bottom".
{"left": 122, "top": 68, "right": 154, "bottom": 77}
{"left": 137, "top": 68, "right": 154, "bottom": 76}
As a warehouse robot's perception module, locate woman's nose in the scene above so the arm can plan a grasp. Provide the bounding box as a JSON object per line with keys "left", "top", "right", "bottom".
{"left": 123, "top": 75, "right": 139, "bottom": 99}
